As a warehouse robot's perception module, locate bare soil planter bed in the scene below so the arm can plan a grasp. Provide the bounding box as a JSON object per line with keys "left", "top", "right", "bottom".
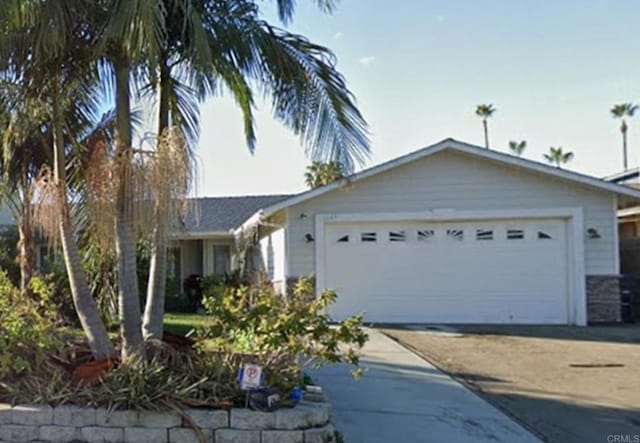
{"left": 0, "top": 394, "right": 335, "bottom": 443}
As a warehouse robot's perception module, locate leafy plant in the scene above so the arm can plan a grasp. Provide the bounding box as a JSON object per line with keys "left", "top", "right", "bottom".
{"left": 200, "top": 277, "right": 368, "bottom": 390}
{"left": 0, "top": 271, "right": 61, "bottom": 378}
{"left": 304, "top": 161, "right": 345, "bottom": 189}
{"left": 0, "top": 226, "right": 20, "bottom": 285}
{"left": 1, "top": 348, "right": 244, "bottom": 412}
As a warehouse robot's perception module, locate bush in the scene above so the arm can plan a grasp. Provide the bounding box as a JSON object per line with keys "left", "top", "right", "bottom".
{"left": 0, "top": 226, "right": 20, "bottom": 285}
{"left": 200, "top": 277, "right": 368, "bottom": 391}
{"left": 0, "top": 271, "right": 61, "bottom": 379}
{"left": 1, "top": 348, "right": 245, "bottom": 410}
{"left": 165, "top": 275, "right": 192, "bottom": 312}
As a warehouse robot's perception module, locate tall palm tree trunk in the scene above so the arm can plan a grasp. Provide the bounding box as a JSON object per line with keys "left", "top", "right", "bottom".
{"left": 18, "top": 165, "right": 36, "bottom": 295}
{"left": 143, "top": 58, "right": 171, "bottom": 339}
{"left": 114, "top": 59, "right": 143, "bottom": 358}
{"left": 622, "top": 121, "right": 628, "bottom": 170}
{"left": 52, "top": 84, "right": 115, "bottom": 359}
{"left": 483, "top": 119, "right": 489, "bottom": 149}
{"left": 143, "top": 214, "right": 168, "bottom": 338}
{"left": 18, "top": 196, "right": 35, "bottom": 295}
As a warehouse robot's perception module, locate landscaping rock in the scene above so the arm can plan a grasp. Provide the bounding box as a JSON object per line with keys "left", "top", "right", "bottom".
{"left": 0, "top": 399, "right": 334, "bottom": 442}
{"left": 95, "top": 408, "right": 139, "bottom": 427}
{"left": 139, "top": 410, "right": 181, "bottom": 428}
{"left": 53, "top": 405, "right": 96, "bottom": 426}
{"left": 230, "top": 408, "right": 275, "bottom": 430}
{"left": 0, "top": 403, "right": 12, "bottom": 424}
{"left": 38, "top": 425, "right": 81, "bottom": 442}
{"left": 304, "top": 424, "right": 335, "bottom": 443}
{"left": 11, "top": 404, "right": 53, "bottom": 426}
{"left": 0, "top": 424, "right": 39, "bottom": 442}
{"left": 215, "top": 429, "right": 260, "bottom": 443}
{"left": 183, "top": 408, "right": 228, "bottom": 429}
{"left": 275, "top": 404, "right": 329, "bottom": 430}
{"left": 168, "top": 427, "right": 213, "bottom": 443}
{"left": 124, "top": 426, "right": 168, "bottom": 443}
{"left": 261, "top": 430, "right": 303, "bottom": 443}
{"left": 80, "top": 426, "right": 124, "bottom": 443}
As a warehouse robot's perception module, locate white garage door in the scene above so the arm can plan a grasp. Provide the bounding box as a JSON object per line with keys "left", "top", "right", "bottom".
{"left": 323, "top": 219, "right": 569, "bottom": 324}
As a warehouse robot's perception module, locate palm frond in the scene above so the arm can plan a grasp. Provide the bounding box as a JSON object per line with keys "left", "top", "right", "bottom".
{"left": 251, "top": 23, "right": 370, "bottom": 172}
{"left": 271, "top": 0, "right": 337, "bottom": 25}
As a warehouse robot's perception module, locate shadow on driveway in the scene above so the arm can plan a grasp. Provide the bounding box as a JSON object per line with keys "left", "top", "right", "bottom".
{"left": 378, "top": 323, "right": 640, "bottom": 344}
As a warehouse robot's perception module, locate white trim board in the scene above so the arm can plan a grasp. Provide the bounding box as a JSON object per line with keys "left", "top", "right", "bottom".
{"left": 314, "top": 208, "right": 587, "bottom": 326}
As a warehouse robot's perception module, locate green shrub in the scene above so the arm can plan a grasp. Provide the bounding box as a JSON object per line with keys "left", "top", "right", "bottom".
{"left": 0, "top": 270, "right": 61, "bottom": 379}
{"left": 200, "top": 277, "right": 368, "bottom": 390}
{"left": 0, "top": 226, "right": 20, "bottom": 285}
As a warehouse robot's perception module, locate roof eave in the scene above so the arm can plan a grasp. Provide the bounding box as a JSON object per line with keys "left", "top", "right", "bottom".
{"left": 257, "top": 138, "right": 640, "bottom": 216}
{"left": 169, "top": 230, "right": 234, "bottom": 240}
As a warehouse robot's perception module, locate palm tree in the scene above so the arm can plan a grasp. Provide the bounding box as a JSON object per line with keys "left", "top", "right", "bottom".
{"left": 305, "top": 161, "right": 344, "bottom": 189}
{"left": 0, "top": 89, "right": 52, "bottom": 294}
{"left": 138, "top": 0, "right": 371, "bottom": 339}
{"left": 475, "top": 104, "right": 496, "bottom": 149}
{"left": 2, "top": 0, "right": 370, "bottom": 357}
{"left": 611, "top": 103, "right": 638, "bottom": 170}
{"left": 544, "top": 147, "right": 574, "bottom": 168}
{"left": 508, "top": 140, "right": 526, "bottom": 157}
{"left": 0, "top": 0, "right": 116, "bottom": 359}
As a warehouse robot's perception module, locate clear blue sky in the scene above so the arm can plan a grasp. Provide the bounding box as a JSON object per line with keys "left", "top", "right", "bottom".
{"left": 196, "top": 0, "right": 640, "bottom": 196}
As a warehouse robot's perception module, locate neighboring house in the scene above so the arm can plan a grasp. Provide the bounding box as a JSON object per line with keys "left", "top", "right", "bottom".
{"left": 171, "top": 195, "right": 292, "bottom": 289}
{"left": 218, "top": 138, "right": 640, "bottom": 325}
{"left": 605, "top": 168, "right": 640, "bottom": 274}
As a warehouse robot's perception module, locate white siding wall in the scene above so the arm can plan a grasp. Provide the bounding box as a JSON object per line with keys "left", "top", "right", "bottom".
{"left": 259, "top": 228, "right": 286, "bottom": 287}
{"left": 286, "top": 150, "right": 618, "bottom": 277}
{"left": 181, "top": 240, "right": 202, "bottom": 282}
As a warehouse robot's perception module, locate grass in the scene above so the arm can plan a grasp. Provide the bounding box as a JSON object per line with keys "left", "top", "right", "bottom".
{"left": 163, "top": 312, "right": 210, "bottom": 336}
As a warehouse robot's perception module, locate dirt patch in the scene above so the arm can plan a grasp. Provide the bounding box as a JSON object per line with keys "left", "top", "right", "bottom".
{"left": 382, "top": 325, "right": 640, "bottom": 443}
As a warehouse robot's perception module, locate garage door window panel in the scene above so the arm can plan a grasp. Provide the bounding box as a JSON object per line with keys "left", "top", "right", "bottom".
{"left": 538, "top": 231, "right": 552, "bottom": 240}
{"left": 446, "top": 229, "right": 464, "bottom": 242}
{"left": 476, "top": 229, "right": 494, "bottom": 241}
{"left": 336, "top": 234, "right": 350, "bottom": 244}
{"left": 389, "top": 230, "right": 406, "bottom": 242}
{"left": 361, "top": 232, "right": 377, "bottom": 242}
{"left": 417, "top": 229, "right": 435, "bottom": 242}
{"left": 507, "top": 228, "right": 525, "bottom": 240}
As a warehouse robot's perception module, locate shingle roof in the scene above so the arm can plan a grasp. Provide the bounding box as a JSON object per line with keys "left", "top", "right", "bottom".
{"left": 178, "top": 194, "right": 294, "bottom": 234}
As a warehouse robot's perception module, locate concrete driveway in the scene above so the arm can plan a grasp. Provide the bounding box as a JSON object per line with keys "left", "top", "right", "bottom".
{"left": 309, "top": 329, "right": 539, "bottom": 443}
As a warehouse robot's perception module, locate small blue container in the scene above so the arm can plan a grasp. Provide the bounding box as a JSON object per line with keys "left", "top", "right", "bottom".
{"left": 289, "top": 387, "right": 303, "bottom": 404}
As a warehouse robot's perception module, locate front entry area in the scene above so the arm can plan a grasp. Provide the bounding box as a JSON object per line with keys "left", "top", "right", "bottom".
{"left": 322, "top": 218, "right": 571, "bottom": 324}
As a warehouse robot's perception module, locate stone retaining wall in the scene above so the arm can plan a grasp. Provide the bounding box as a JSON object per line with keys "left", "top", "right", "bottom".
{"left": 0, "top": 397, "right": 334, "bottom": 443}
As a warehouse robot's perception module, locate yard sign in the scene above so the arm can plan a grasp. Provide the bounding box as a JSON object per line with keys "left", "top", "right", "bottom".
{"left": 238, "top": 363, "right": 264, "bottom": 391}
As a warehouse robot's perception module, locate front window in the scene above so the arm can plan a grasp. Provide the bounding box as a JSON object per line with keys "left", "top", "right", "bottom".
{"left": 214, "top": 244, "right": 231, "bottom": 275}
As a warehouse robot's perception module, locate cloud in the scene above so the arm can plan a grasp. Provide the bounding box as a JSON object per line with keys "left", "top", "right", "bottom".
{"left": 435, "top": 15, "right": 445, "bottom": 23}
{"left": 333, "top": 31, "right": 343, "bottom": 41}
{"left": 358, "top": 56, "right": 376, "bottom": 66}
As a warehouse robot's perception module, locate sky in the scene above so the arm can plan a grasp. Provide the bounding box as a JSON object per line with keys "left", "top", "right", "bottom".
{"left": 195, "top": 0, "right": 640, "bottom": 197}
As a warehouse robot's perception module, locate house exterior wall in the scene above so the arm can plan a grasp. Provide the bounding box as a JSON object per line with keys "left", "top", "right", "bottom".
{"left": 285, "top": 150, "right": 619, "bottom": 296}
{"left": 259, "top": 228, "right": 286, "bottom": 293}
{"left": 180, "top": 240, "right": 203, "bottom": 283}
